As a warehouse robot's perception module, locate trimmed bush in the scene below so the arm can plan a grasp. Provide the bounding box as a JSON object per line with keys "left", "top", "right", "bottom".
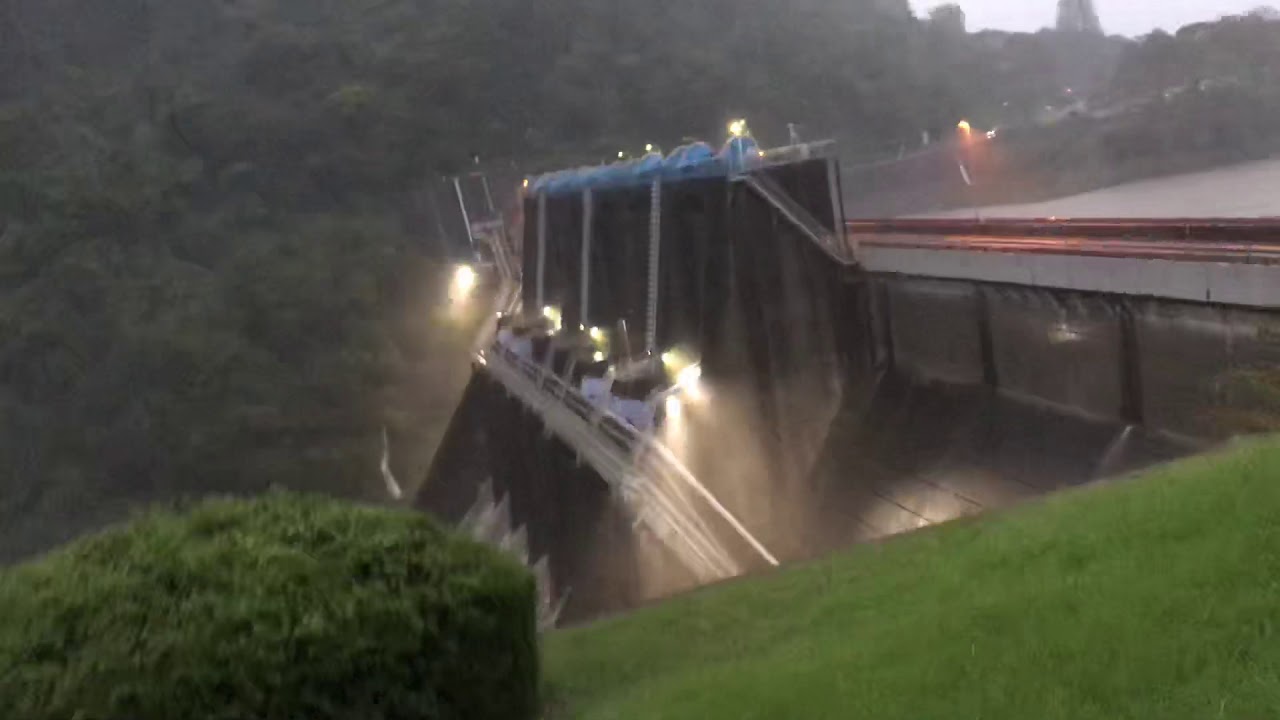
{"left": 0, "top": 492, "right": 539, "bottom": 720}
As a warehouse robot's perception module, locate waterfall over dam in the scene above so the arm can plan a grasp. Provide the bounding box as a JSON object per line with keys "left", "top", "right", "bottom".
{"left": 416, "top": 148, "right": 1280, "bottom": 624}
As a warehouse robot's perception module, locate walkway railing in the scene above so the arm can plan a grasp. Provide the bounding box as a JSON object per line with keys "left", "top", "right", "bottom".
{"left": 479, "top": 343, "right": 779, "bottom": 581}
{"left": 848, "top": 218, "right": 1280, "bottom": 266}
{"left": 740, "top": 170, "right": 852, "bottom": 265}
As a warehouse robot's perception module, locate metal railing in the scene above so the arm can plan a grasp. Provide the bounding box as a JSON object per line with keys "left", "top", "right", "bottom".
{"left": 847, "top": 218, "right": 1280, "bottom": 265}
{"left": 741, "top": 171, "right": 851, "bottom": 265}
{"left": 847, "top": 217, "right": 1280, "bottom": 241}
{"left": 487, "top": 344, "right": 639, "bottom": 452}
{"left": 479, "top": 343, "right": 776, "bottom": 581}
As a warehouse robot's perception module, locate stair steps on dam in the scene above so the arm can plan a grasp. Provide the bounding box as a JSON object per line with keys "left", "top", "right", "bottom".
{"left": 460, "top": 479, "right": 566, "bottom": 630}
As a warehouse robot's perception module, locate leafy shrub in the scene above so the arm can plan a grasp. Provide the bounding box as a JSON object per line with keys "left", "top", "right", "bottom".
{"left": 0, "top": 492, "right": 539, "bottom": 720}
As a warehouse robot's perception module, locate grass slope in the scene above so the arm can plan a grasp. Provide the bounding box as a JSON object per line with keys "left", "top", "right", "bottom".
{"left": 546, "top": 439, "right": 1280, "bottom": 720}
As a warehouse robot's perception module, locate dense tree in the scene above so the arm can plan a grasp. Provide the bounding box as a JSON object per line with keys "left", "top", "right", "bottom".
{"left": 0, "top": 0, "right": 1000, "bottom": 558}
{"left": 2, "top": 0, "right": 1276, "bottom": 560}
{"left": 928, "top": 4, "right": 967, "bottom": 36}
{"left": 1056, "top": 0, "right": 1104, "bottom": 35}
{"left": 1109, "top": 12, "right": 1280, "bottom": 99}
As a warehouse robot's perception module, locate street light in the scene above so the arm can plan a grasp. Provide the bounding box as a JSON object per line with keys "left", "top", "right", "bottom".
{"left": 452, "top": 265, "right": 477, "bottom": 297}
{"left": 728, "top": 119, "right": 748, "bottom": 137}
{"left": 542, "top": 305, "right": 562, "bottom": 332}
{"left": 677, "top": 363, "right": 702, "bottom": 387}
{"left": 665, "top": 394, "right": 684, "bottom": 421}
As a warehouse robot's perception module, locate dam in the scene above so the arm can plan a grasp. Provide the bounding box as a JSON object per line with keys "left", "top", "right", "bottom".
{"left": 416, "top": 139, "right": 1280, "bottom": 625}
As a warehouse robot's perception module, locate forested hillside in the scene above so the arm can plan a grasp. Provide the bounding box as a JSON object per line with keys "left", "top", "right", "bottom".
{"left": 2, "top": 0, "right": 1277, "bottom": 560}
{"left": 0, "top": 0, "right": 1027, "bottom": 559}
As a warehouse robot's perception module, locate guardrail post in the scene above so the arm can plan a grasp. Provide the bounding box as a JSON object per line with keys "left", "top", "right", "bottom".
{"left": 1118, "top": 300, "right": 1145, "bottom": 425}
{"left": 876, "top": 280, "right": 896, "bottom": 372}
{"left": 535, "top": 192, "right": 547, "bottom": 312}
{"left": 826, "top": 157, "right": 851, "bottom": 261}
{"left": 645, "top": 179, "right": 662, "bottom": 355}
{"left": 453, "top": 176, "right": 475, "bottom": 251}
{"left": 581, "top": 188, "right": 593, "bottom": 328}
{"left": 976, "top": 286, "right": 998, "bottom": 388}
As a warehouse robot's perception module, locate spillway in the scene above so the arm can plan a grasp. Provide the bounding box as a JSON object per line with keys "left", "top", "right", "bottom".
{"left": 416, "top": 145, "right": 1280, "bottom": 624}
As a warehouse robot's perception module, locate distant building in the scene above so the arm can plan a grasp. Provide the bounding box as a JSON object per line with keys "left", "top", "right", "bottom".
{"left": 972, "top": 29, "right": 1016, "bottom": 50}
{"left": 1247, "top": 5, "right": 1280, "bottom": 21}
{"left": 870, "top": 0, "right": 913, "bottom": 20}
{"left": 928, "top": 4, "right": 967, "bottom": 35}
{"left": 1056, "top": 0, "right": 1104, "bottom": 35}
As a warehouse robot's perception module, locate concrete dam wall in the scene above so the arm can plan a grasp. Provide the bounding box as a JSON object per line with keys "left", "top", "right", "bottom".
{"left": 416, "top": 159, "right": 1280, "bottom": 624}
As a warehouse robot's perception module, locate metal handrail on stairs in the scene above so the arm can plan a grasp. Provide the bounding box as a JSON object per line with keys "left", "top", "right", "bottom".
{"left": 478, "top": 343, "right": 765, "bottom": 581}
{"left": 740, "top": 171, "right": 852, "bottom": 265}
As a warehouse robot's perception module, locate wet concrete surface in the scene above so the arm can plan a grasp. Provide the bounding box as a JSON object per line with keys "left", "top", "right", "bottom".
{"left": 1135, "top": 302, "right": 1280, "bottom": 438}
{"left": 800, "top": 373, "right": 1187, "bottom": 551}
{"left": 669, "top": 361, "right": 1189, "bottom": 570}
{"left": 924, "top": 157, "right": 1280, "bottom": 219}
{"left": 417, "top": 349, "right": 1194, "bottom": 623}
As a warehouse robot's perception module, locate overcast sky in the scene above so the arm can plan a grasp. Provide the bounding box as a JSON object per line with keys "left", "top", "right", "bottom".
{"left": 911, "top": 0, "right": 1269, "bottom": 37}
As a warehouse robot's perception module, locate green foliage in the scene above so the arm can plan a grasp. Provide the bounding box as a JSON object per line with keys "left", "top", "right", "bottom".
{"left": 1110, "top": 14, "right": 1280, "bottom": 101}
{"left": 1, "top": 0, "right": 1077, "bottom": 172}
{"left": 0, "top": 492, "right": 540, "bottom": 720}
{"left": 547, "top": 438, "right": 1280, "bottom": 719}
{"left": 1207, "top": 367, "right": 1280, "bottom": 435}
{"left": 0, "top": 207, "right": 435, "bottom": 560}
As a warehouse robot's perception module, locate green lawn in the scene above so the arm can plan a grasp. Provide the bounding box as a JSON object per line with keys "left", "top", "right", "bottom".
{"left": 545, "top": 439, "right": 1280, "bottom": 720}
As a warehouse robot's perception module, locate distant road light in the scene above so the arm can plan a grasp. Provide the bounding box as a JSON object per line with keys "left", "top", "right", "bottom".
{"left": 957, "top": 119, "right": 972, "bottom": 133}
{"left": 728, "top": 119, "right": 747, "bottom": 137}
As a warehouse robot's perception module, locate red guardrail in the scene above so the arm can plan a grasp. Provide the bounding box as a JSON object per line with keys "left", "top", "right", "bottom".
{"left": 847, "top": 218, "right": 1280, "bottom": 242}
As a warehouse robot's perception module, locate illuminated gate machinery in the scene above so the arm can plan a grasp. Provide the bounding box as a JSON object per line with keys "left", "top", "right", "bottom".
{"left": 495, "top": 119, "right": 847, "bottom": 437}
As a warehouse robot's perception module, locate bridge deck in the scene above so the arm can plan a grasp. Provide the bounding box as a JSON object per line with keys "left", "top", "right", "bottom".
{"left": 850, "top": 219, "right": 1280, "bottom": 307}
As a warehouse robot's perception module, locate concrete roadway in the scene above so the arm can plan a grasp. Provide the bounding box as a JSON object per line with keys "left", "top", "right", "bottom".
{"left": 920, "top": 157, "right": 1280, "bottom": 220}
{"left": 852, "top": 153, "right": 1280, "bottom": 264}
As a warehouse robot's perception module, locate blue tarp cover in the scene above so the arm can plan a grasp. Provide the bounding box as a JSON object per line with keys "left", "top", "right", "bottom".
{"left": 529, "top": 138, "right": 759, "bottom": 196}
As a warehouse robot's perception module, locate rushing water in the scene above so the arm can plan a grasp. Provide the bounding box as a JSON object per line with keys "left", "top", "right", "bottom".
{"left": 416, "top": 165, "right": 1280, "bottom": 624}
